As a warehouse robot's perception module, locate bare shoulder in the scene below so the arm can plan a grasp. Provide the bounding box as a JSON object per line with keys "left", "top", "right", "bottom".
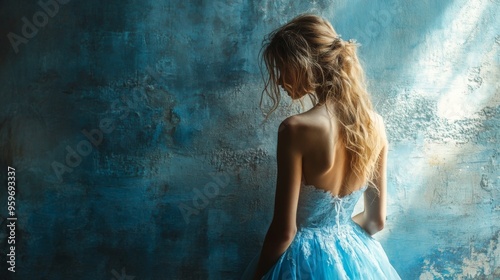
{"left": 278, "top": 115, "right": 306, "bottom": 135}
{"left": 275, "top": 116, "right": 306, "bottom": 156}
{"left": 278, "top": 114, "right": 317, "bottom": 146}
{"left": 278, "top": 113, "right": 329, "bottom": 154}
{"left": 370, "top": 111, "right": 388, "bottom": 145}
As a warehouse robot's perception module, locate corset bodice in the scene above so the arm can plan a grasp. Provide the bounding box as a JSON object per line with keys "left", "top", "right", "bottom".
{"left": 296, "top": 183, "right": 367, "bottom": 229}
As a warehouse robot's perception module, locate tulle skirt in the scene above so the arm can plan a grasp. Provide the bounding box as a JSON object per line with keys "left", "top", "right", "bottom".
{"left": 241, "top": 222, "right": 401, "bottom": 280}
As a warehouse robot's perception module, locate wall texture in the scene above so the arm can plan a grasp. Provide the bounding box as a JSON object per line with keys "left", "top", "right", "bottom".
{"left": 0, "top": 0, "right": 498, "bottom": 279}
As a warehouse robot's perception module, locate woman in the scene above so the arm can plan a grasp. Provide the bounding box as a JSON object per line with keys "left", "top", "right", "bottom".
{"left": 241, "top": 14, "right": 401, "bottom": 279}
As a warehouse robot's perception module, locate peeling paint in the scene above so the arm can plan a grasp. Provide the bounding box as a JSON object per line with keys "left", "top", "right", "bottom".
{"left": 419, "top": 232, "right": 500, "bottom": 279}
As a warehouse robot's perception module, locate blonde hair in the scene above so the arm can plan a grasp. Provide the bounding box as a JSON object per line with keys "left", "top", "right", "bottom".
{"left": 260, "top": 14, "right": 381, "bottom": 184}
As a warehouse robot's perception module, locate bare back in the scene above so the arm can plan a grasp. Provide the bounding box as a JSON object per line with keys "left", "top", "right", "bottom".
{"left": 290, "top": 104, "right": 382, "bottom": 197}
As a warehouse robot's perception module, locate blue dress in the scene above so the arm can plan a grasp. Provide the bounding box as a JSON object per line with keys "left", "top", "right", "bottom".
{"left": 241, "top": 181, "right": 401, "bottom": 280}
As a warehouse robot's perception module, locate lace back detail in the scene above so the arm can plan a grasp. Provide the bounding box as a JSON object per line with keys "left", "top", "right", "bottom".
{"left": 296, "top": 183, "right": 367, "bottom": 229}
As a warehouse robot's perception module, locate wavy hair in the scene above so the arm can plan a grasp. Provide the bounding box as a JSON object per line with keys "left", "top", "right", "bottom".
{"left": 260, "top": 14, "right": 381, "bottom": 185}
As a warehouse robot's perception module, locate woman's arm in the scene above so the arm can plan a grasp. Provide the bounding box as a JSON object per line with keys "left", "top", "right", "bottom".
{"left": 253, "top": 117, "right": 303, "bottom": 280}
{"left": 353, "top": 117, "right": 388, "bottom": 235}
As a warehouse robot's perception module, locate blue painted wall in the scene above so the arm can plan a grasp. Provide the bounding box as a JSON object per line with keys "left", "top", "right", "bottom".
{"left": 0, "top": 0, "right": 498, "bottom": 279}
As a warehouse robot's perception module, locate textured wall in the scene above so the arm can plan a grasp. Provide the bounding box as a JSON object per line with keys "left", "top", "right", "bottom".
{"left": 0, "top": 0, "right": 498, "bottom": 279}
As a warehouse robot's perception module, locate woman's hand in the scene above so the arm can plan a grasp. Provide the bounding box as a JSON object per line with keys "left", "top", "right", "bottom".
{"left": 353, "top": 116, "right": 388, "bottom": 236}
